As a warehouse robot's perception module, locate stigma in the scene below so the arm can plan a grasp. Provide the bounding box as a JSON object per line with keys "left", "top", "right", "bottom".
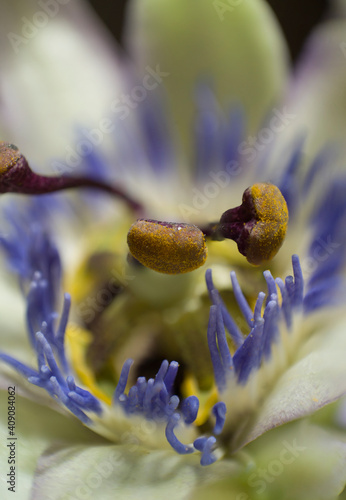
{"left": 127, "top": 219, "right": 208, "bottom": 274}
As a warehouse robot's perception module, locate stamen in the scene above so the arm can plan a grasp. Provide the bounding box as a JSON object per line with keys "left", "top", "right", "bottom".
{"left": 127, "top": 219, "right": 207, "bottom": 274}
{"left": 126, "top": 183, "right": 287, "bottom": 273}
{"left": 0, "top": 142, "right": 142, "bottom": 212}
{"left": 207, "top": 183, "right": 289, "bottom": 265}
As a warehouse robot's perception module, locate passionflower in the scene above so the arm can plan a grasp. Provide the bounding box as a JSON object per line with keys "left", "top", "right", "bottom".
{"left": 1, "top": 0, "right": 346, "bottom": 499}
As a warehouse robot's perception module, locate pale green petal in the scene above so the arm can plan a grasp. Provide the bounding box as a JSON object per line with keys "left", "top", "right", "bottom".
{"left": 191, "top": 420, "right": 346, "bottom": 500}
{"left": 237, "top": 314, "right": 346, "bottom": 449}
{"left": 30, "top": 442, "right": 241, "bottom": 500}
{"left": 0, "top": 0, "right": 123, "bottom": 168}
{"left": 0, "top": 391, "right": 103, "bottom": 499}
{"left": 285, "top": 17, "right": 346, "bottom": 162}
{"left": 125, "top": 0, "right": 289, "bottom": 162}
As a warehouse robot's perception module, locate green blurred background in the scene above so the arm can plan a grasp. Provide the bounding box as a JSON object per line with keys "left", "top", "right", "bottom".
{"left": 86, "top": 0, "right": 329, "bottom": 62}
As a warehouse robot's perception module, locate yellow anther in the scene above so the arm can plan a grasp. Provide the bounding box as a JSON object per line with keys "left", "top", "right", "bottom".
{"left": 217, "top": 183, "right": 288, "bottom": 266}
{"left": 246, "top": 183, "right": 289, "bottom": 265}
{"left": 127, "top": 219, "right": 208, "bottom": 274}
{"left": 0, "top": 142, "right": 21, "bottom": 175}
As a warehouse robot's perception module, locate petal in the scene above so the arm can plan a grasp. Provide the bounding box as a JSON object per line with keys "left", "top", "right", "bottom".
{"left": 191, "top": 420, "right": 346, "bottom": 500}
{"left": 237, "top": 313, "right": 346, "bottom": 448}
{"left": 247, "top": 421, "right": 346, "bottom": 500}
{"left": 285, "top": 17, "right": 346, "bottom": 161}
{"left": 30, "top": 441, "right": 240, "bottom": 500}
{"left": 125, "top": 0, "right": 289, "bottom": 161}
{"left": 0, "top": 390, "right": 103, "bottom": 496}
{"left": 0, "top": 0, "right": 123, "bottom": 167}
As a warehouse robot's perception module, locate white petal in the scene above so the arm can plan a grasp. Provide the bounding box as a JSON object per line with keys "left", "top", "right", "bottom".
{"left": 245, "top": 420, "right": 346, "bottom": 500}
{"left": 0, "top": 0, "right": 123, "bottom": 168}
{"left": 239, "top": 313, "right": 346, "bottom": 448}
{"left": 171, "top": 420, "right": 346, "bottom": 499}
{"left": 30, "top": 441, "right": 240, "bottom": 500}
{"left": 0, "top": 390, "right": 103, "bottom": 497}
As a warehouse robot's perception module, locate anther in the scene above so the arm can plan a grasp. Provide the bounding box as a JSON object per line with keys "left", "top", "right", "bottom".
{"left": 127, "top": 219, "right": 207, "bottom": 274}
{"left": 207, "top": 183, "right": 288, "bottom": 265}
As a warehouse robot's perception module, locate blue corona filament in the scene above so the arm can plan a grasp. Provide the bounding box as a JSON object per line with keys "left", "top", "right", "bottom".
{"left": 205, "top": 254, "right": 304, "bottom": 388}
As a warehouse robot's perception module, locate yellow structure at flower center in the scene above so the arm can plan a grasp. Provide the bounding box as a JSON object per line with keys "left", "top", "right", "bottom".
{"left": 66, "top": 323, "right": 112, "bottom": 405}
{"left": 246, "top": 183, "right": 289, "bottom": 265}
{"left": 218, "top": 183, "right": 289, "bottom": 266}
{"left": 0, "top": 142, "right": 21, "bottom": 175}
{"left": 127, "top": 219, "right": 208, "bottom": 274}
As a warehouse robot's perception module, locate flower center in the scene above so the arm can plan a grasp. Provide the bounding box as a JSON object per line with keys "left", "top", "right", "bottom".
{"left": 67, "top": 218, "right": 265, "bottom": 426}
{"left": 66, "top": 183, "right": 288, "bottom": 426}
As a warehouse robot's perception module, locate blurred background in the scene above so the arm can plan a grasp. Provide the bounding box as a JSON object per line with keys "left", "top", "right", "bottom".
{"left": 86, "top": 0, "right": 329, "bottom": 62}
